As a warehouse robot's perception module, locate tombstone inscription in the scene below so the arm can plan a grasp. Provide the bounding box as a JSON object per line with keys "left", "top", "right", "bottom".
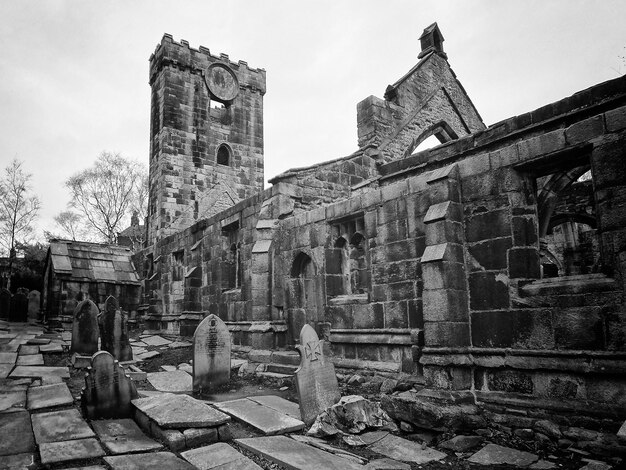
{"left": 294, "top": 324, "right": 340, "bottom": 425}
{"left": 100, "top": 296, "right": 133, "bottom": 361}
{"left": 0, "top": 288, "right": 11, "bottom": 320}
{"left": 27, "top": 290, "right": 40, "bottom": 321}
{"left": 71, "top": 299, "right": 99, "bottom": 355}
{"left": 10, "top": 292, "right": 28, "bottom": 322}
{"left": 81, "top": 350, "right": 138, "bottom": 419}
{"left": 193, "top": 314, "right": 230, "bottom": 392}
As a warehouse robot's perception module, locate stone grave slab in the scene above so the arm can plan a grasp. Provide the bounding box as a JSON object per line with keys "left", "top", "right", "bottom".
{"left": 0, "top": 410, "right": 34, "bottom": 456}
{"left": 236, "top": 435, "right": 364, "bottom": 470}
{"left": 0, "top": 364, "right": 13, "bottom": 379}
{"left": 18, "top": 344, "right": 39, "bottom": 355}
{"left": 71, "top": 299, "right": 99, "bottom": 355}
{"left": 181, "top": 442, "right": 262, "bottom": 470}
{"left": 0, "top": 452, "right": 36, "bottom": 469}
{"left": 27, "top": 290, "right": 40, "bottom": 321}
{"left": 0, "top": 389, "right": 26, "bottom": 411}
{"left": 368, "top": 434, "right": 446, "bottom": 464}
{"left": 16, "top": 353, "right": 44, "bottom": 366}
{"left": 193, "top": 314, "right": 231, "bottom": 392}
{"left": 136, "top": 350, "right": 160, "bottom": 360}
{"left": 248, "top": 395, "right": 301, "bottom": 419}
{"left": 467, "top": 443, "right": 539, "bottom": 467}
{"left": 9, "top": 365, "right": 69, "bottom": 379}
{"left": 27, "top": 382, "right": 74, "bottom": 410}
{"left": 32, "top": 408, "right": 95, "bottom": 443}
{"left": 92, "top": 419, "right": 162, "bottom": 454}
{"left": 143, "top": 335, "right": 172, "bottom": 346}
{"left": 39, "top": 438, "right": 105, "bottom": 465}
{"left": 294, "top": 324, "right": 340, "bottom": 424}
{"left": 169, "top": 341, "right": 192, "bottom": 349}
{"left": 215, "top": 398, "right": 304, "bottom": 435}
{"left": 132, "top": 393, "right": 230, "bottom": 429}
{"left": 148, "top": 370, "right": 193, "bottom": 393}
{"left": 81, "top": 350, "right": 138, "bottom": 419}
{"left": 0, "top": 352, "right": 16, "bottom": 363}
{"left": 39, "top": 342, "right": 64, "bottom": 353}
{"left": 365, "top": 458, "right": 411, "bottom": 470}
{"left": 100, "top": 295, "right": 133, "bottom": 361}
{"left": 104, "top": 452, "right": 196, "bottom": 470}
{"left": 290, "top": 435, "right": 366, "bottom": 464}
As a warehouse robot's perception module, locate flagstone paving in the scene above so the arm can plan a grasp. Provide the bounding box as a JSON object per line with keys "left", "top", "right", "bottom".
{"left": 104, "top": 451, "right": 196, "bottom": 470}
{"left": 181, "top": 442, "right": 263, "bottom": 470}
{"left": 0, "top": 388, "right": 26, "bottom": 411}
{"left": 0, "top": 409, "right": 35, "bottom": 456}
{"left": 16, "top": 353, "right": 44, "bottom": 365}
{"left": 92, "top": 418, "right": 163, "bottom": 454}
{"left": 27, "top": 382, "right": 74, "bottom": 410}
{"left": 39, "top": 437, "right": 105, "bottom": 465}
{"left": 9, "top": 365, "right": 70, "bottom": 379}
{"left": 236, "top": 435, "right": 365, "bottom": 470}
{"left": 215, "top": 398, "right": 305, "bottom": 435}
{"left": 248, "top": 395, "right": 301, "bottom": 419}
{"left": 147, "top": 369, "right": 193, "bottom": 393}
{"left": 32, "top": 408, "right": 95, "bottom": 443}
{"left": 132, "top": 393, "right": 230, "bottom": 429}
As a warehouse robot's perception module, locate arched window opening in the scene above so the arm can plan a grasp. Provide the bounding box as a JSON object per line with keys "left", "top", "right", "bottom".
{"left": 406, "top": 121, "right": 458, "bottom": 157}
{"left": 349, "top": 232, "right": 368, "bottom": 294}
{"left": 413, "top": 134, "right": 444, "bottom": 153}
{"left": 216, "top": 144, "right": 231, "bottom": 166}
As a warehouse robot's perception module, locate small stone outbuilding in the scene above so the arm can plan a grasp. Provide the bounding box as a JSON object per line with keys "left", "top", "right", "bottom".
{"left": 43, "top": 240, "right": 141, "bottom": 322}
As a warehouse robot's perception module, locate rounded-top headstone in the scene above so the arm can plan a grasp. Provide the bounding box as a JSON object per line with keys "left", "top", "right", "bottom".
{"left": 71, "top": 299, "right": 99, "bottom": 355}
{"left": 100, "top": 296, "right": 132, "bottom": 362}
{"left": 193, "top": 314, "right": 231, "bottom": 393}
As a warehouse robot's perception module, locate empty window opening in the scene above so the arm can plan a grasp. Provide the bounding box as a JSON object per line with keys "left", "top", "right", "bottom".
{"left": 217, "top": 144, "right": 231, "bottom": 166}
{"left": 221, "top": 220, "right": 241, "bottom": 290}
{"left": 172, "top": 250, "right": 184, "bottom": 282}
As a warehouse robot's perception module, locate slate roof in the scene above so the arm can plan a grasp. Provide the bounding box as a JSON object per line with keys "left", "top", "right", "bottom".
{"left": 48, "top": 240, "right": 140, "bottom": 285}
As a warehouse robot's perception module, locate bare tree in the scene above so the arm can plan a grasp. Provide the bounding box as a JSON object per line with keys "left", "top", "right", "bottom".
{"left": 66, "top": 152, "right": 145, "bottom": 244}
{"left": 0, "top": 159, "right": 41, "bottom": 289}
{"left": 52, "top": 210, "right": 96, "bottom": 241}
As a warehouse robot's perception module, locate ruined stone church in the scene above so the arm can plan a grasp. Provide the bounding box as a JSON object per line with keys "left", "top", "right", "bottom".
{"left": 136, "top": 24, "right": 626, "bottom": 429}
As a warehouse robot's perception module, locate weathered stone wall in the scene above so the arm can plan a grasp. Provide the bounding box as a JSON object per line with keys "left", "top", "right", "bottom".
{"left": 146, "top": 35, "right": 266, "bottom": 244}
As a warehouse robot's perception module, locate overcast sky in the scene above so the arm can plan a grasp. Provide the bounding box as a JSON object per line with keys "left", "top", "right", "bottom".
{"left": 0, "top": 0, "right": 624, "bottom": 240}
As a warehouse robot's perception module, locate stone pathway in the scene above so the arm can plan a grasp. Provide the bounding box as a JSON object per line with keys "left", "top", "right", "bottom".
{"left": 0, "top": 320, "right": 617, "bottom": 470}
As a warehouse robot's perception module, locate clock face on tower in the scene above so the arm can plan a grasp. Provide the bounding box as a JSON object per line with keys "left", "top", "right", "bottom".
{"left": 206, "top": 64, "right": 239, "bottom": 102}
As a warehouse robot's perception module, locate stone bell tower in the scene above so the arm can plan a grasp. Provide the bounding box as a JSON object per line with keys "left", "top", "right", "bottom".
{"left": 146, "top": 34, "right": 266, "bottom": 244}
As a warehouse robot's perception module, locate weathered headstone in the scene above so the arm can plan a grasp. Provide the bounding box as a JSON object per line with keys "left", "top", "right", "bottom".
{"left": 71, "top": 299, "right": 99, "bottom": 355}
{"left": 0, "top": 288, "right": 11, "bottom": 320}
{"left": 10, "top": 292, "right": 28, "bottom": 322}
{"left": 193, "top": 314, "right": 231, "bottom": 392}
{"left": 81, "top": 350, "right": 138, "bottom": 419}
{"left": 100, "top": 296, "right": 133, "bottom": 361}
{"left": 27, "top": 290, "right": 40, "bottom": 321}
{"left": 294, "top": 324, "right": 341, "bottom": 425}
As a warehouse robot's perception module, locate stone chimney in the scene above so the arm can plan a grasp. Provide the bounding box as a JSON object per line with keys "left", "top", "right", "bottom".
{"left": 418, "top": 22, "right": 446, "bottom": 59}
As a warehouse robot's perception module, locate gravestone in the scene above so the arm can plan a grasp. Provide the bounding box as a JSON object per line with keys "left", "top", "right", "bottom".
{"left": 193, "top": 314, "right": 231, "bottom": 392}
{"left": 10, "top": 292, "right": 28, "bottom": 322}
{"left": 71, "top": 299, "right": 99, "bottom": 355}
{"left": 0, "top": 288, "right": 11, "bottom": 320}
{"left": 100, "top": 296, "right": 133, "bottom": 361}
{"left": 294, "top": 324, "right": 340, "bottom": 425}
{"left": 81, "top": 350, "right": 138, "bottom": 419}
{"left": 27, "top": 290, "right": 40, "bottom": 321}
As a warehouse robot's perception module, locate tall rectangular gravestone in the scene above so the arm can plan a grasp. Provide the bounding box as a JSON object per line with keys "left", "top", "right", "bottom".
{"left": 193, "top": 314, "right": 231, "bottom": 393}
{"left": 27, "top": 290, "right": 40, "bottom": 321}
{"left": 294, "top": 324, "right": 341, "bottom": 425}
{"left": 81, "top": 350, "right": 138, "bottom": 419}
{"left": 9, "top": 292, "right": 28, "bottom": 322}
{"left": 100, "top": 296, "right": 133, "bottom": 362}
{"left": 0, "top": 288, "right": 11, "bottom": 320}
{"left": 71, "top": 300, "right": 99, "bottom": 355}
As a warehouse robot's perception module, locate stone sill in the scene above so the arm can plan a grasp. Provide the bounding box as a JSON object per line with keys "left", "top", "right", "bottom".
{"left": 331, "top": 357, "right": 402, "bottom": 374}
{"left": 330, "top": 328, "right": 416, "bottom": 345}
{"left": 328, "top": 294, "right": 369, "bottom": 305}
{"left": 420, "top": 347, "right": 626, "bottom": 374}
{"left": 519, "top": 273, "right": 618, "bottom": 297}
